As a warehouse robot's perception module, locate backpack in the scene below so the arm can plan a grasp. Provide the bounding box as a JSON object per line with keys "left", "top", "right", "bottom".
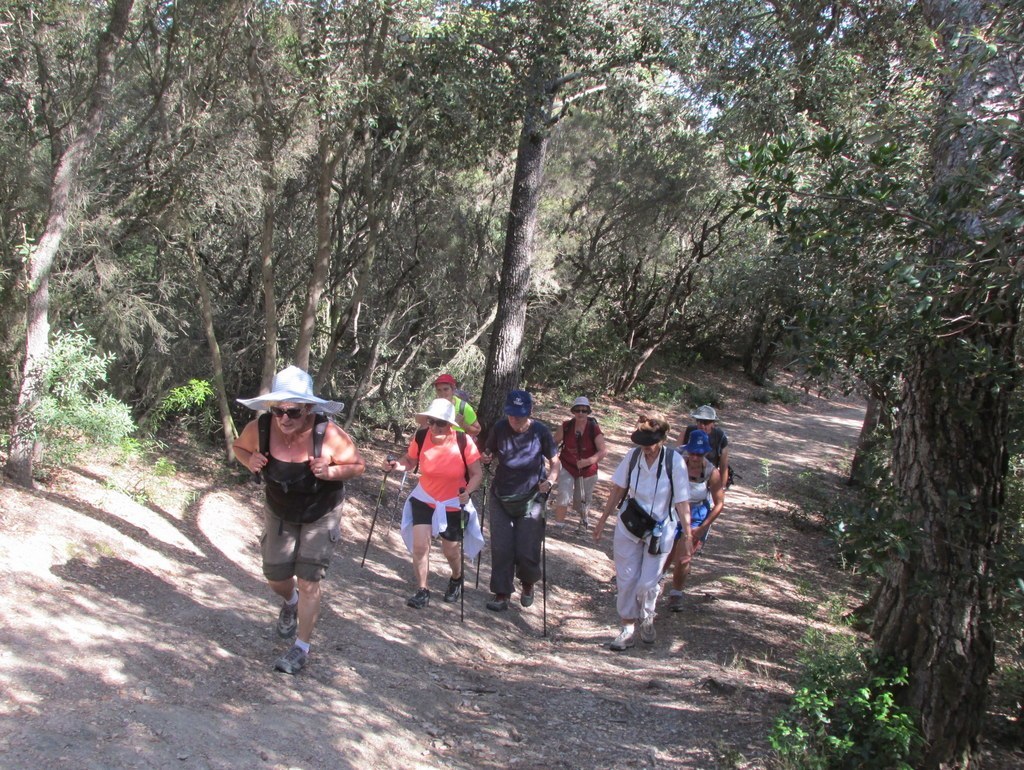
{"left": 258, "top": 412, "right": 329, "bottom": 459}
{"left": 413, "top": 427, "right": 469, "bottom": 482}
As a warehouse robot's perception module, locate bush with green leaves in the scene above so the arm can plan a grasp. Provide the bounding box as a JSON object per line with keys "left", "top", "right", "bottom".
{"left": 147, "top": 378, "right": 216, "bottom": 436}
{"left": 34, "top": 328, "right": 136, "bottom": 465}
{"left": 770, "top": 631, "right": 922, "bottom": 769}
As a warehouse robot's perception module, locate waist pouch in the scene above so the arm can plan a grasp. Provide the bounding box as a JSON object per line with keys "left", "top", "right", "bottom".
{"left": 496, "top": 489, "right": 539, "bottom": 519}
{"left": 619, "top": 497, "right": 657, "bottom": 539}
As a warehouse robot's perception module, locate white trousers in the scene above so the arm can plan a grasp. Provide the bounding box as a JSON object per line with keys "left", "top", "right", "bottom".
{"left": 613, "top": 521, "right": 671, "bottom": 622}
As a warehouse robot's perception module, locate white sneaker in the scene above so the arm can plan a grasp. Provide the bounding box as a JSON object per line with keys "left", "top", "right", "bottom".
{"left": 639, "top": 617, "right": 656, "bottom": 644}
{"left": 610, "top": 627, "right": 636, "bottom": 651}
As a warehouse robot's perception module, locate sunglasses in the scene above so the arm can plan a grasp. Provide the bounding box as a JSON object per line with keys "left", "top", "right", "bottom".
{"left": 696, "top": 419, "right": 714, "bottom": 425}
{"left": 426, "top": 418, "right": 450, "bottom": 427}
{"left": 572, "top": 408, "right": 591, "bottom": 414}
{"left": 271, "top": 406, "right": 306, "bottom": 419}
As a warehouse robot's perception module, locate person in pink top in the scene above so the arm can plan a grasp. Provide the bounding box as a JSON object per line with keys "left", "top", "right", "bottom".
{"left": 386, "top": 399, "right": 484, "bottom": 608}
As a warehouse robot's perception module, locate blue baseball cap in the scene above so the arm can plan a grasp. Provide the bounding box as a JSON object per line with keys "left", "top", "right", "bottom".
{"left": 504, "top": 389, "right": 532, "bottom": 417}
{"left": 683, "top": 429, "right": 713, "bottom": 455}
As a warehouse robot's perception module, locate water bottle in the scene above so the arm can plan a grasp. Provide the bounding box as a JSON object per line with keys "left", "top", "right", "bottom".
{"left": 648, "top": 522, "right": 663, "bottom": 555}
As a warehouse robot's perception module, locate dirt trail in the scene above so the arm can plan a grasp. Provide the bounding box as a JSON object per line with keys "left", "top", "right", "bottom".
{"left": 0, "top": 383, "right": 866, "bottom": 769}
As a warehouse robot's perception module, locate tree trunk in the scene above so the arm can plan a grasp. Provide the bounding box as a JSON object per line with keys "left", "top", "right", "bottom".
{"left": 872, "top": 342, "right": 1010, "bottom": 768}
{"left": 478, "top": 80, "right": 554, "bottom": 434}
{"left": 870, "top": 2, "right": 1020, "bottom": 765}
{"left": 189, "top": 241, "right": 237, "bottom": 462}
{"left": 294, "top": 129, "right": 340, "bottom": 371}
{"left": 5, "top": 0, "right": 135, "bottom": 487}
{"left": 848, "top": 395, "right": 883, "bottom": 487}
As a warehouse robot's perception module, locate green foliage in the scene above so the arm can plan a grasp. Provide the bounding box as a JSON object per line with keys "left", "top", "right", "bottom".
{"left": 35, "top": 328, "right": 136, "bottom": 466}
{"left": 751, "top": 385, "right": 801, "bottom": 405}
{"left": 770, "top": 632, "right": 923, "bottom": 769}
{"left": 147, "top": 379, "right": 217, "bottom": 436}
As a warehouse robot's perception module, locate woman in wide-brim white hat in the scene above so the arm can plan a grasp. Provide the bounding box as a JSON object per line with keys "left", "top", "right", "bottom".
{"left": 232, "top": 366, "right": 365, "bottom": 675}
{"left": 386, "top": 398, "right": 484, "bottom": 608}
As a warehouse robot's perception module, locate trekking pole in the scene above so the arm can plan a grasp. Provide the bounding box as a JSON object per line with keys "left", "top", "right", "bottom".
{"left": 540, "top": 491, "right": 549, "bottom": 638}
{"left": 458, "top": 487, "right": 467, "bottom": 624}
{"left": 384, "top": 468, "right": 410, "bottom": 536}
{"left": 360, "top": 456, "right": 394, "bottom": 568}
{"left": 475, "top": 466, "right": 490, "bottom": 589}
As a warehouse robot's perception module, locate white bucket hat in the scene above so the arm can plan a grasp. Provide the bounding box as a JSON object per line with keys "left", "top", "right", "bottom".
{"left": 237, "top": 366, "right": 344, "bottom": 414}
{"left": 417, "top": 398, "right": 457, "bottom": 424}
{"left": 690, "top": 404, "right": 718, "bottom": 421}
{"left": 572, "top": 396, "right": 591, "bottom": 409}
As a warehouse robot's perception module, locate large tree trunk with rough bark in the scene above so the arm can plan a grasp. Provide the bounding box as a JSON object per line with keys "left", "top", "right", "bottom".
{"left": 5, "top": 0, "right": 135, "bottom": 487}
{"left": 869, "top": 2, "right": 1021, "bottom": 766}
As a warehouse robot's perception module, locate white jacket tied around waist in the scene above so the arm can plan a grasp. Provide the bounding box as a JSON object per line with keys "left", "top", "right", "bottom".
{"left": 400, "top": 483, "right": 485, "bottom": 559}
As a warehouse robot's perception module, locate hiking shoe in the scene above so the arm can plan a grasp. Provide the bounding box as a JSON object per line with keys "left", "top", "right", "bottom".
{"left": 610, "top": 627, "right": 636, "bottom": 651}
{"left": 520, "top": 582, "right": 535, "bottom": 608}
{"left": 443, "top": 576, "right": 463, "bottom": 603}
{"left": 486, "top": 594, "right": 510, "bottom": 612}
{"left": 273, "top": 643, "right": 307, "bottom": 675}
{"left": 407, "top": 588, "right": 430, "bottom": 609}
{"left": 640, "top": 617, "right": 656, "bottom": 644}
{"left": 668, "top": 590, "right": 684, "bottom": 612}
{"left": 579, "top": 512, "right": 590, "bottom": 532}
{"left": 276, "top": 600, "right": 298, "bottom": 638}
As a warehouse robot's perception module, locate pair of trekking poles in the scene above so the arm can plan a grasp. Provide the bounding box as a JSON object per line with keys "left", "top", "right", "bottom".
{"left": 360, "top": 461, "right": 549, "bottom": 635}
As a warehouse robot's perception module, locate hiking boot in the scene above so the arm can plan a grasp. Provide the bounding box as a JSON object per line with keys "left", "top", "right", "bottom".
{"left": 610, "top": 627, "right": 636, "bottom": 651}
{"left": 276, "top": 599, "right": 298, "bottom": 638}
{"left": 407, "top": 588, "right": 430, "bottom": 609}
{"left": 443, "top": 576, "right": 463, "bottom": 603}
{"left": 520, "top": 582, "right": 535, "bottom": 608}
{"left": 640, "top": 617, "right": 656, "bottom": 644}
{"left": 486, "top": 594, "right": 510, "bottom": 612}
{"left": 668, "top": 590, "right": 684, "bottom": 613}
{"left": 273, "top": 643, "right": 307, "bottom": 675}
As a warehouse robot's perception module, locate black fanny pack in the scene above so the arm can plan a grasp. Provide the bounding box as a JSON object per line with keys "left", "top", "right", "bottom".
{"left": 619, "top": 497, "right": 657, "bottom": 539}
{"left": 497, "top": 489, "right": 538, "bottom": 518}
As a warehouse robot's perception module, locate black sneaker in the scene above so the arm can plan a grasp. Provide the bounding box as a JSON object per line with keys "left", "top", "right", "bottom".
{"left": 443, "top": 576, "right": 463, "bottom": 603}
{"left": 406, "top": 588, "right": 430, "bottom": 609}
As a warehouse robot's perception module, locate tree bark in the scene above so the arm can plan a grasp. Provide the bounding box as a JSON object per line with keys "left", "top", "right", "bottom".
{"left": 5, "top": 0, "right": 135, "bottom": 487}
{"left": 189, "top": 241, "right": 237, "bottom": 463}
{"left": 848, "top": 395, "right": 883, "bottom": 487}
{"left": 869, "top": 2, "right": 1020, "bottom": 766}
{"left": 478, "top": 68, "right": 555, "bottom": 434}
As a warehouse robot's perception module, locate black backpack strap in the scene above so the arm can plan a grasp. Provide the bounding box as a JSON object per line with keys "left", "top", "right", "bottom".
{"left": 457, "top": 431, "right": 469, "bottom": 482}
{"left": 258, "top": 412, "right": 271, "bottom": 457}
{"left": 413, "top": 427, "right": 428, "bottom": 473}
{"left": 620, "top": 448, "right": 642, "bottom": 506}
{"left": 664, "top": 446, "right": 675, "bottom": 506}
{"left": 312, "top": 413, "right": 329, "bottom": 458}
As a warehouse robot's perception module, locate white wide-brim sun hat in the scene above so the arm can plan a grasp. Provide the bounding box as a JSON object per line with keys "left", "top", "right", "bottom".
{"left": 237, "top": 365, "right": 344, "bottom": 414}
{"left": 417, "top": 398, "right": 457, "bottom": 424}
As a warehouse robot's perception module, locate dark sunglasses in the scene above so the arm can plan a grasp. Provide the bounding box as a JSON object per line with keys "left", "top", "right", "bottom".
{"left": 271, "top": 406, "right": 306, "bottom": 419}
{"left": 572, "top": 408, "right": 591, "bottom": 414}
{"left": 426, "top": 418, "right": 450, "bottom": 427}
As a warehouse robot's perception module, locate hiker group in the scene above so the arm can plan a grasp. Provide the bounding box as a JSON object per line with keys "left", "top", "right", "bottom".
{"left": 233, "top": 366, "right": 731, "bottom": 674}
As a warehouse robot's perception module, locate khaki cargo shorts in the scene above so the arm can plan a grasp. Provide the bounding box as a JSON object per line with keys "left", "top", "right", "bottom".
{"left": 261, "top": 503, "right": 343, "bottom": 582}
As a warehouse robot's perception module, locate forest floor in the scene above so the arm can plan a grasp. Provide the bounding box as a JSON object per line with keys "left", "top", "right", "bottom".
{"left": 1, "top": 364, "right": 1021, "bottom": 769}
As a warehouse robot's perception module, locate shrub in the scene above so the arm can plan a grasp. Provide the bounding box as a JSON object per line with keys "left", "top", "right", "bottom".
{"left": 770, "top": 631, "right": 922, "bottom": 769}
{"left": 34, "top": 328, "right": 137, "bottom": 466}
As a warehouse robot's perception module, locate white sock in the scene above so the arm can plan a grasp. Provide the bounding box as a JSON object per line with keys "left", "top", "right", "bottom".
{"left": 286, "top": 588, "right": 299, "bottom": 605}
{"left": 294, "top": 639, "right": 310, "bottom": 654}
